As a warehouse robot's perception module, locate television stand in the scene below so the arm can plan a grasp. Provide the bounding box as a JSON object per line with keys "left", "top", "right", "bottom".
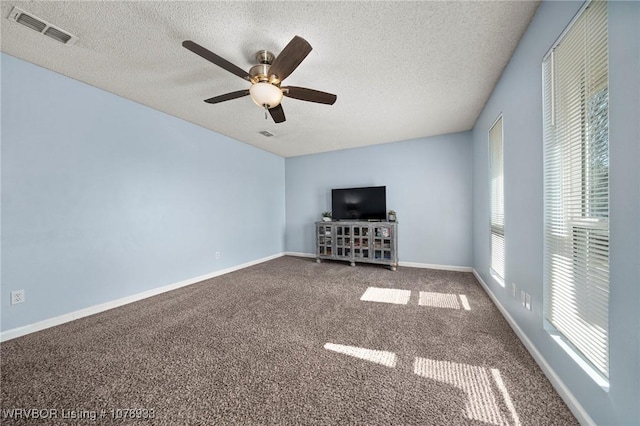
{"left": 315, "top": 221, "right": 398, "bottom": 270}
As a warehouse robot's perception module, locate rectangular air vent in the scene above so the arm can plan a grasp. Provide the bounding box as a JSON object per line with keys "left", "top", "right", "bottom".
{"left": 258, "top": 130, "right": 275, "bottom": 137}
{"left": 8, "top": 7, "right": 78, "bottom": 45}
{"left": 44, "top": 26, "right": 73, "bottom": 44}
{"left": 15, "top": 12, "right": 46, "bottom": 32}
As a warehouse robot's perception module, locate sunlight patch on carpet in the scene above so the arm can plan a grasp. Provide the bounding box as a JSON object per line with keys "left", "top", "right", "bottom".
{"left": 360, "top": 287, "right": 410, "bottom": 305}
{"left": 324, "top": 343, "right": 397, "bottom": 368}
{"left": 414, "top": 357, "right": 514, "bottom": 426}
{"left": 418, "top": 292, "right": 461, "bottom": 309}
{"left": 459, "top": 294, "right": 471, "bottom": 310}
{"left": 491, "top": 368, "right": 521, "bottom": 426}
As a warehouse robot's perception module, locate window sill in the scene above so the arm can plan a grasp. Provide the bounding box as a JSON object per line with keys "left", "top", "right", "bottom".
{"left": 490, "top": 269, "right": 505, "bottom": 287}
{"left": 545, "top": 323, "right": 610, "bottom": 392}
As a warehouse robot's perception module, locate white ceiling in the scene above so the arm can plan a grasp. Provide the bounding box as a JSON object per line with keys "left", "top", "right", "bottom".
{"left": 0, "top": 1, "right": 539, "bottom": 157}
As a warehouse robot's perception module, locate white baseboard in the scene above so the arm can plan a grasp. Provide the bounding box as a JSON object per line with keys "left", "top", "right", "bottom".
{"left": 0, "top": 252, "right": 285, "bottom": 342}
{"left": 398, "top": 260, "right": 472, "bottom": 272}
{"left": 471, "top": 268, "right": 594, "bottom": 426}
{"left": 286, "top": 252, "right": 472, "bottom": 273}
{"left": 284, "top": 251, "right": 316, "bottom": 258}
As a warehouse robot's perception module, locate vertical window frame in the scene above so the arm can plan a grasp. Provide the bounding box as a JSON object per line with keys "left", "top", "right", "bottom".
{"left": 542, "top": 0, "right": 610, "bottom": 386}
{"left": 489, "top": 114, "right": 505, "bottom": 285}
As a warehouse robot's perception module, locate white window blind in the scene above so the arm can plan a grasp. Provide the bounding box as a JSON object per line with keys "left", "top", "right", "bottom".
{"left": 489, "top": 116, "right": 505, "bottom": 280}
{"left": 543, "top": 0, "right": 609, "bottom": 378}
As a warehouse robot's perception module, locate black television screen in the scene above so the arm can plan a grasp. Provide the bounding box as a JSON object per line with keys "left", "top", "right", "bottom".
{"left": 332, "top": 186, "right": 386, "bottom": 221}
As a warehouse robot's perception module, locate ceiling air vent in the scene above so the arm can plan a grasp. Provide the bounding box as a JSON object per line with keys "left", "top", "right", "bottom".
{"left": 258, "top": 130, "right": 275, "bottom": 137}
{"left": 8, "top": 7, "right": 78, "bottom": 45}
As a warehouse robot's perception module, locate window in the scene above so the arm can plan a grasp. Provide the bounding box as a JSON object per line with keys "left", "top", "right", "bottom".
{"left": 543, "top": 0, "right": 609, "bottom": 380}
{"left": 489, "top": 115, "right": 505, "bottom": 282}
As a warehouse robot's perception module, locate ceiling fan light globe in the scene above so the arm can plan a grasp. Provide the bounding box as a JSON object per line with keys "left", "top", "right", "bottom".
{"left": 250, "top": 82, "right": 283, "bottom": 109}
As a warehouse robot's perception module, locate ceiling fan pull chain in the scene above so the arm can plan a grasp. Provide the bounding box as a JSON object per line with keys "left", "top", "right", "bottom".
{"left": 264, "top": 105, "right": 268, "bottom": 120}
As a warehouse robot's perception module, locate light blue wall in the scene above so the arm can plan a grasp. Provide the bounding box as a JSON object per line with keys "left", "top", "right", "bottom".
{"left": 285, "top": 133, "right": 472, "bottom": 268}
{"left": 1, "top": 54, "right": 285, "bottom": 332}
{"left": 472, "top": 1, "right": 639, "bottom": 424}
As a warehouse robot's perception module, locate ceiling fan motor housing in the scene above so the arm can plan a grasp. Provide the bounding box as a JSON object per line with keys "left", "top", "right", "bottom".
{"left": 250, "top": 51, "right": 280, "bottom": 85}
{"left": 249, "top": 63, "right": 270, "bottom": 82}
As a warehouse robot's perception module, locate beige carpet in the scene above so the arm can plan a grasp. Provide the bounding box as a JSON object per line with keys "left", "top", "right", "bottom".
{"left": 0, "top": 256, "right": 576, "bottom": 425}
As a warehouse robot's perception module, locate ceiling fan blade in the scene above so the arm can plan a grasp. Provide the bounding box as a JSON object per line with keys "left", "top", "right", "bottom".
{"left": 204, "top": 90, "right": 250, "bottom": 104}
{"left": 183, "top": 40, "right": 251, "bottom": 81}
{"left": 283, "top": 86, "right": 337, "bottom": 105}
{"left": 268, "top": 36, "right": 312, "bottom": 82}
{"left": 269, "top": 104, "right": 286, "bottom": 123}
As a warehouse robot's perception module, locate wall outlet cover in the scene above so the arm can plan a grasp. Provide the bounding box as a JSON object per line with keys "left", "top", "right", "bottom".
{"left": 11, "top": 290, "right": 25, "bottom": 305}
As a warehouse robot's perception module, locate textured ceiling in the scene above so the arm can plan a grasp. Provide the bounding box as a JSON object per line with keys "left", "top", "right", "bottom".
{"left": 0, "top": 1, "right": 539, "bottom": 157}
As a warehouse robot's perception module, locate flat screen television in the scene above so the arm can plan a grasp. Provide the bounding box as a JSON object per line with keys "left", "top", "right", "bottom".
{"left": 331, "top": 186, "right": 386, "bottom": 221}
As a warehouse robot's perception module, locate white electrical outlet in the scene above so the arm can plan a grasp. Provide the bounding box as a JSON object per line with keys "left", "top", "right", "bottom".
{"left": 512, "top": 283, "right": 517, "bottom": 298}
{"left": 525, "top": 293, "right": 532, "bottom": 311}
{"left": 215, "top": 251, "right": 221, "bottom": 260}
{"left": 11, "top": 290, "right": 25, "bottom": 305}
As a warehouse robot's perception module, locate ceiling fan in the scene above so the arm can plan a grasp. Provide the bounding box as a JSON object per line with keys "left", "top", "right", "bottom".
{"left": 182, "top": 36, "right": 337, "bottom": 124}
